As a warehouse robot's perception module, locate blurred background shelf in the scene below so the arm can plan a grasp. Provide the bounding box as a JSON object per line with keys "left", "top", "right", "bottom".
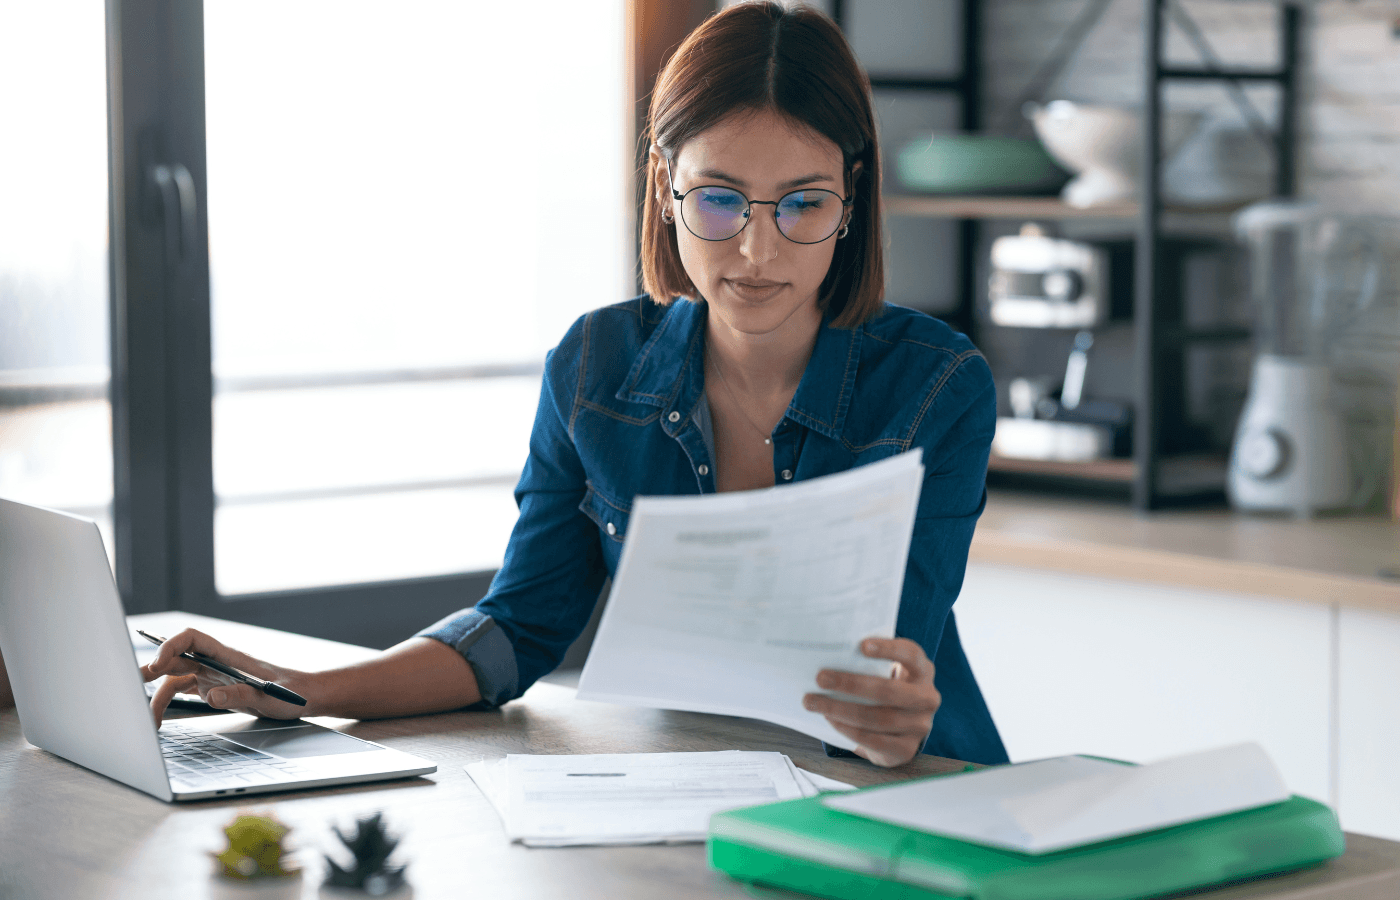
{"left": 988, "top": 454, "right": 1136, "bottom": 482}
{"left": 885, "top": 194, "right": 1135, "bottom": 220}
{"left": 988, "top": 452, "right": 1229, "bottom": 497}
{"left": 883, "top": 193, "right": 1244, "bottom": 236}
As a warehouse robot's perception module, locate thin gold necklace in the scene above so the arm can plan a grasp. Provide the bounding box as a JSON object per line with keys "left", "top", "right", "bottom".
{"left": 708, "top": 349, "right": 774, "bottom": 446}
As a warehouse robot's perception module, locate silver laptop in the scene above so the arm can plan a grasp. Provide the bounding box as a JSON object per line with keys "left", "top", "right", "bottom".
{"left": 0, "top": 497, "right": 437, "bottom": 801}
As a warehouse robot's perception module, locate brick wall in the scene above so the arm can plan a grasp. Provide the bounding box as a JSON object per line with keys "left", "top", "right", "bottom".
{"left": 1306, "top": 2, "right": 1400, "bottom": 213}
{"left": 983, "top": 0, "right": 1400, "bottom": 213}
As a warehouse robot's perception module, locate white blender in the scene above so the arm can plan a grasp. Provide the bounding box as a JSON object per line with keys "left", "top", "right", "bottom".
{"left": 1229, "top": 202, "right": 1380, "bottom": 516}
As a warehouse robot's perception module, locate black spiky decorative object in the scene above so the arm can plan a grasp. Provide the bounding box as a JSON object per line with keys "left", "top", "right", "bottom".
{"left": 324, "top": 812, "right": 408, "bottom": 896}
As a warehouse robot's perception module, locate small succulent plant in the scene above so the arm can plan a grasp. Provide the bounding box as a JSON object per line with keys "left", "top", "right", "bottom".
{"left": 324, "top": 812, "right": 408, "bottom": 896}
{"left": 214, "top": 813, "right": 298, "bottom": 880}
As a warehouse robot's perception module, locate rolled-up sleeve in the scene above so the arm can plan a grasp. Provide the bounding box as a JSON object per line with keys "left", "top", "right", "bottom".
{"left": 415, "top": 609, "right": 519, "bottom": 709}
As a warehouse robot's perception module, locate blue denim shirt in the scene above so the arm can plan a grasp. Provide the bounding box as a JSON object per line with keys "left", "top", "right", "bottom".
{"left": 419, "top": 295, "right": 1009, "bottom": 765}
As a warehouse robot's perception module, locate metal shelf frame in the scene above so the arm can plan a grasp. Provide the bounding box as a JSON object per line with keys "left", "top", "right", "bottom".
{"left": 1135, "top": 0, "right": 1301, "bottom": 509}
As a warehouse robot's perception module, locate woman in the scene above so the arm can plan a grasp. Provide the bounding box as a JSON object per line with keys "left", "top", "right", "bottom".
{"left": 144, "top": 1, "right": 1008, "bottom": 768}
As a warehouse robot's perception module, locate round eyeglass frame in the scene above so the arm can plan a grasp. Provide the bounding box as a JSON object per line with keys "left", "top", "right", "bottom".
{"left": 664, "top": 157, "right": 853, "bottom": 245}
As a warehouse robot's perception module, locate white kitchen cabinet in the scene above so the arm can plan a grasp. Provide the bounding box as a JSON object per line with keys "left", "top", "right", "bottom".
{"left": 1339, "top": 606, "right": 1400, "bottom": 840}
{"left": 954, "top": 562, "right": 1333, "bottom": 805}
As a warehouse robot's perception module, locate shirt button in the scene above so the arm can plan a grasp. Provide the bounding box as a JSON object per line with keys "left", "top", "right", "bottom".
{"left": 698, "top": 464, "right": 709, "bottom": 476}
{"left": 606, "top": 522, "right": 617, "bottom": 536}
{"left": 668, "top": 411, "right": 680, "bottom": 423}
{"left": 781, "top": 469, "right": 793, "bottom": 481}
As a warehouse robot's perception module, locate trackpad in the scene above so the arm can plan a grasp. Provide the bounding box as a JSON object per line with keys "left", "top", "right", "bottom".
{"left": 218, "top": 724, "right": 377, "bottom": 758}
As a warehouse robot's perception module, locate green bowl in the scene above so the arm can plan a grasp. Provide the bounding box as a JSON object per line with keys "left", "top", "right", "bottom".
{"left": 895, "top": 135, "right": 1069, "bottom": 195}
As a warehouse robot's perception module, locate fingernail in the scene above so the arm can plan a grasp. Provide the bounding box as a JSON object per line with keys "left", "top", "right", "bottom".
{"left": 209, "top": 689, "right": 227, "bottom": 705}
{"left": 862, "top": 639, "right": 877, "bottom": 653}
{"left": 816, "top": 673, "right": 832, "bottom": 688}
{"left": 802, "top": 696, "right": 818, "bottom": 711}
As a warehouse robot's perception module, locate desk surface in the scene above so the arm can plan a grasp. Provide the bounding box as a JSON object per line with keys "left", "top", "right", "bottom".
{"left": 2, "top": 613, "right": 1400, "bottom": 900}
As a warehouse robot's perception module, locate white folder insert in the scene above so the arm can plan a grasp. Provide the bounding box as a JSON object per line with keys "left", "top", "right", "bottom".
{"left": 823, "top": 742, "right": 1293, "bottom": 855}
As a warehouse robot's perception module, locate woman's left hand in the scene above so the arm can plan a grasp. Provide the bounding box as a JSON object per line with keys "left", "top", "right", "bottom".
{"left": 803, "top": 637, "right": 941, "bottom": 768}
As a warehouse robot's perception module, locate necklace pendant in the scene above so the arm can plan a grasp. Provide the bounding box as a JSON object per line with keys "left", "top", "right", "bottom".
{"left": 764, "top": 438, "right": 771, "bottom": 445}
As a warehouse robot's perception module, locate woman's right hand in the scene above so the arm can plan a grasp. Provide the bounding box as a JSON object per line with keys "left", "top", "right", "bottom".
{"left": 139, "top": 628, "right": 316, "bottom": 724}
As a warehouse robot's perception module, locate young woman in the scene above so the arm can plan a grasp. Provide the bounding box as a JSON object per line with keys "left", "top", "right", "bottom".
{"left": 144, "top": 1, "right": 1008, "bottom": 768}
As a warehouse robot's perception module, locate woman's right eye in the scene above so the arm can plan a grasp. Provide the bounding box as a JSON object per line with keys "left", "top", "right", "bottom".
{"left": 698, "top": 190, "right": 744, "bottom": 210}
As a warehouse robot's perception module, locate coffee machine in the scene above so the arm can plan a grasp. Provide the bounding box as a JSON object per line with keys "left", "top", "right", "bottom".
{"left": 986, "top": 224, "right": 1135, "bottom": 463}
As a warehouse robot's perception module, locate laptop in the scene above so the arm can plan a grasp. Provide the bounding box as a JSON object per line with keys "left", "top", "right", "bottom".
{"left": 0, "top": 497, "right": 437, "bottom": 801}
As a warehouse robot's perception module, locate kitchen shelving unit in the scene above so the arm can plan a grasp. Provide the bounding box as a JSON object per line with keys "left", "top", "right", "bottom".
{"left": 836, "top": 0, "right": 1302, "bottom": 510}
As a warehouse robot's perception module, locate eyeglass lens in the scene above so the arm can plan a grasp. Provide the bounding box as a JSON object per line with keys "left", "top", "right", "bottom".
{"left": 681, "top": 186, "right": 845, "bottom": 244}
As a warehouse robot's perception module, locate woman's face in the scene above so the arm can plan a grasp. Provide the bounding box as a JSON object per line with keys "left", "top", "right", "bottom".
{"left": 663, "top": 108, "right": 848, "bottom": 341}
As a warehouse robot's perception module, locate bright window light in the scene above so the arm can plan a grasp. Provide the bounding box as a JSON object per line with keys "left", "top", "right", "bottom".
{"left": 205, "top": 1, "right": 628, "bottom": 594}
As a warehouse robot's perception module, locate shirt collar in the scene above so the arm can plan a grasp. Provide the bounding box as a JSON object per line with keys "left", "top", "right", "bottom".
{"left": 789, "top": 309, "right": 861, "bottom": 441}
{"left": 618, "top": 297, "right": 862, "bottom": 442}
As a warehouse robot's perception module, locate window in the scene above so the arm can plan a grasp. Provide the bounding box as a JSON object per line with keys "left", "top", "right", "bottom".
{"left": 0, "top": 4, "right": 112, "bottom": 560}
{"left": 203, "top": 2, "right": 627, "bottom": 595}
{"left": 100, "top": 1, "right": 627, "bottom": 646}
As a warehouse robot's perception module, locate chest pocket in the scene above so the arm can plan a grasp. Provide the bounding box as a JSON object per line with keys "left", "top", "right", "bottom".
{"left": 580, "top": 484, "right": 631, "bottom": 544}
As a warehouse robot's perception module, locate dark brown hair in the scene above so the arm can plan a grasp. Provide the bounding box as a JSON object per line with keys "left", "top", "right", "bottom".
{"left": 640, "top": 1, "right": 884, "bottom": 327}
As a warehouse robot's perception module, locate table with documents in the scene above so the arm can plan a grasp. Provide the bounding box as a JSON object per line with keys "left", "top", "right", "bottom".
{"left": 2, "top": 612, "right": 1399, "bottom": 899}
{"left": 468, "top": 750, "right": 855, "bottom": 845}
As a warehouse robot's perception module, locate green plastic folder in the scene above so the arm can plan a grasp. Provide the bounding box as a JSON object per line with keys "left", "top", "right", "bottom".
{"left": 709, "top": 788, "right": 1344, "bottom": 900}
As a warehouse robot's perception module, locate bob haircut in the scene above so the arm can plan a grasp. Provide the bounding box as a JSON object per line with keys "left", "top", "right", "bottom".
{"left": 640, "top": 1, "right": 884, "bottom": 328}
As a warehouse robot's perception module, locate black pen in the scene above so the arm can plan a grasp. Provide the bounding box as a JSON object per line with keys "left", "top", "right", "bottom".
{"left": 137, "top": 629, "right": 308, "bottom": 707}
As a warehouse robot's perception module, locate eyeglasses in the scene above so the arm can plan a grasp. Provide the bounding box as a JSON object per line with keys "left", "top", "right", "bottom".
{"left": 665, "top": 157, "right": 852, "bottom": 244}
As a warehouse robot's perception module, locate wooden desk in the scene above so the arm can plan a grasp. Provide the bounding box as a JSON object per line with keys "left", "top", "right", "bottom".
{"left": 2, "top": 613, "right": 1399, "bottom": 900}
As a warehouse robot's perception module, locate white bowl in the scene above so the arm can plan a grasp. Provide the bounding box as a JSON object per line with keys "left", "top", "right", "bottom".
{"left": 1029, "top": 101, "right": 1204, "bottom": 208}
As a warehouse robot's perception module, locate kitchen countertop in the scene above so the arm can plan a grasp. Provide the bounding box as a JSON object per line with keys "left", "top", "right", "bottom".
{"left": 969, "top": 490, "right": 1400, "bottom": 613}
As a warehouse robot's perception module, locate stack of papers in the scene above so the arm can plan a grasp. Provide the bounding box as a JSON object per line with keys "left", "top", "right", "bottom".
{"left": 823, "top": 742, "right": 1292, "bottom": 854}
{"left": 465, "top": 751, "right": 854, "bottom": 846}
{"left": 577, "top": 450, "right": 925, "bottom": 750}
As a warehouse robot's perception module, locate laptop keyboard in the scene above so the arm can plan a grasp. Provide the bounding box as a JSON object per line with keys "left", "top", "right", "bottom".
{"left": 160, "top": 729, "right": 308, "bottom": 792}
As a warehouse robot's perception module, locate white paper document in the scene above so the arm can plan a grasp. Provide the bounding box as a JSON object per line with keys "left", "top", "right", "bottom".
{"left": 576, "top": 450, "right": 925, "bottom": 750}
{"left": 464, "top": 751, "right": 854, "bottom": 846}
{"left": 823, "top": 742, "right": 1292, "bottom": 854}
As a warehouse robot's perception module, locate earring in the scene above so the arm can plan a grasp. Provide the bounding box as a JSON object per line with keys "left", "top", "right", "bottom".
{"left": 661, "top": 208, "right": 675, "bottom": 225}
{"left": 837, "top": 224, "right": 849, "bottom": 239}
